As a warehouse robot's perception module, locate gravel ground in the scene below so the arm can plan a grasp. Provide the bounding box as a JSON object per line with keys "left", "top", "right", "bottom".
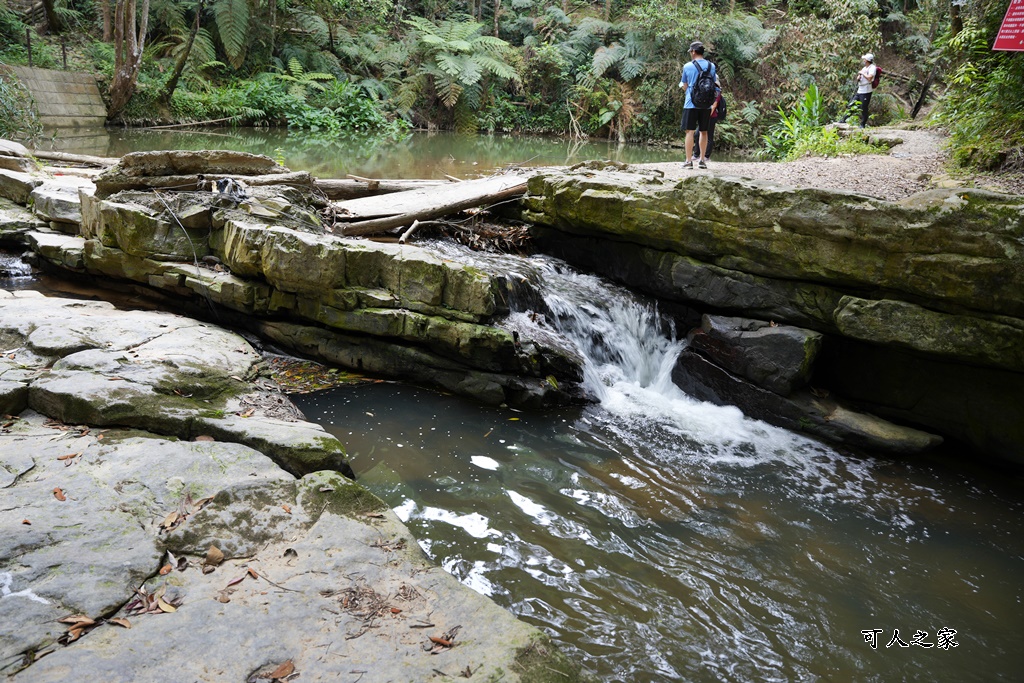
{"left": 634, "top": 127, "right": 1024, "bottom": 201}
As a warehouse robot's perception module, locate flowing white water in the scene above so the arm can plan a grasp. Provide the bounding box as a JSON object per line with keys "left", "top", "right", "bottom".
{"left": 0, "top": 253, "right": 32, "bottom": 280}
{"left": 294, "top": 247, "right": 1024, "bottom": 682}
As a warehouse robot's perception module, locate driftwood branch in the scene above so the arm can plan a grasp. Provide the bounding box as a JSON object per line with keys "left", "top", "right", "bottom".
{"left": 398, "top": 220, "right": 421, "bottom": 244}
{"left": 334, "top": 180, "right": 527, "bottom": 237}
{"left": 31, "top": 150, "right": 118, "bottom": 167}
{"left": 316, "top": 178, "right": 452, "bottom": 200}
{"left": 139, "top": 116, "right": 237, "bottom": 130}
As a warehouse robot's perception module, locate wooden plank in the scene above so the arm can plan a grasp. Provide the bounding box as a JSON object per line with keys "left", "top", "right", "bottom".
{"left": 332, "top": 174, "right": 529, "bottom": 221}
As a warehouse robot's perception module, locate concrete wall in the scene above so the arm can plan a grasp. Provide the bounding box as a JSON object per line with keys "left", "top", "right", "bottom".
{"left": 6, "top": 66, "right": 107, "bottom": 128}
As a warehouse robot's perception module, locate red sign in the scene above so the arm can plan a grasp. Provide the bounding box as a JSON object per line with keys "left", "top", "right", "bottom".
{"left": 994, "top": 0, "right": 1024, "bottom": 51}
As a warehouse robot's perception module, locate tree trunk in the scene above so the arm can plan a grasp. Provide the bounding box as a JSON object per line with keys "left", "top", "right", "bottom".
{"left": 333, "top": 178, "right": 528, "bottom": 236}
{"left": 911, "top": 70, "right": 936, "bottom": 119}
{"left": 41, "top": 0, "right": 64, "bottom": 34}
{"left": 102, "top": 0, "right": 113, "bottom": 42}
{"left": 108, "top": 0, "right": 151, "bottom": 119}
{"left": 157, "top": 1, "right": 203, "bottom": 107}
{"left": 493, "top": 0, "right": 500, "bottom": 37}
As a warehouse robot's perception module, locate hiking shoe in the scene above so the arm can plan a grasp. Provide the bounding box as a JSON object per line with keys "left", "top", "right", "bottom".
{"left": 683, "top": 160, "right": 693, "bottom": 169}
{"left": 698, "top": 159, "right": 707, "bottom": 169}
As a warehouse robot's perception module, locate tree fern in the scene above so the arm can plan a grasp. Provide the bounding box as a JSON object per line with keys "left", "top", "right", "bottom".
{"left": 212, "top": 0, "right": 249, "bottom": 70}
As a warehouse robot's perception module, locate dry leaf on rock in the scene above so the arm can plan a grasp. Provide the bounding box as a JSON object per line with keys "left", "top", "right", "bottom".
{"left": 108, "top": 618, "right": 131, "bottom": 629}
{"left": 205, "top": 545, "right": 225, "bottom": 567}
{"left": 52, "top": 487, "right": 66, "bottom": 502}
{"left": 268, "top": 659, "right": 295, "bottom": 680}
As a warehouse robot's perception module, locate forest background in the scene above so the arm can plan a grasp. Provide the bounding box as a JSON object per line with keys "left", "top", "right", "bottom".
{"left": 0, "top": 0, "right": 1021, "bottom": 170}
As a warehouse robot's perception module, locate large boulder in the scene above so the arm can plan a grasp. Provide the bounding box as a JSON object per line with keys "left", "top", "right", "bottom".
{"left": 0, "top": 291, "right": 349, "bottom": 476}
{"left": 524, "top": 169, "right": 1024, "bottom": 462}
{"left": 114, "top": 150, "right": 289, "bottom": 177}
{"left": 686, "top": 315, "right": 822, "bottom": 396}
{"left": 673, "top": 349, "right": 943, "bottom": 456}
{"left": 524, "top": 172, "right": 1024, "bottom": 320}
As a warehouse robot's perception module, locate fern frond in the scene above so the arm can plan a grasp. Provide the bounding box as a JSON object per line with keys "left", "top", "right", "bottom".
{"left": 213, "top": 0, "right": 250, "bottom": 70}
{"left": 475, "top": 55, "right": 520, "bottom": 81}
{"left": 591, "top": 45, "right": 620, "bottom": 79}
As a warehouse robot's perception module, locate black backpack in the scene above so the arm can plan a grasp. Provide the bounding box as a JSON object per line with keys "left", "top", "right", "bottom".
{"left": 691, "top": 60, "right": 717, "bottom": 109}
{"left": 714, "top": 92, "right": 727, "bottom": 120}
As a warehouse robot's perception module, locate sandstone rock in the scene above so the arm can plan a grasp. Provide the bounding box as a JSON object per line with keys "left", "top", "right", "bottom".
{"left": 1, "top": 198, "right": 47, "bottom": 239}
{"left": 0, "top": 140, "right": 30, "bottom": 158}
{"left": 833, "top": 296, "right": 1024, "bottom": 372}
{"left": 687, "top": 315, "right": 822, "bottom": 396}
{"left": 673, "top": 349, "right": 943, "bottom": 456}
{"left": 0, "top": 156, "right": 35, "bottom": 173}
{"left": 524, "top": 171, "right": 1024, "bottom": 319}
{"left": 30, "top": 179, "right": 93, "bottom": 227}
{"left": 0, "top": 169, "right": 44, "bottom": 205}
{"left": 25, "top": 231, "right": 85, "bottom": 270}
{"left": 0, "top": 292, "right": 351, "bottom": 475}
{"left": 114, "top": 150, "right": 289, "bottom": 178}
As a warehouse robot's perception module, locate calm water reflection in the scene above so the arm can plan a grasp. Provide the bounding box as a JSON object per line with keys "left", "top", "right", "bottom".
{"left": 35, "top": 127, "right": 700, "bottom": 179}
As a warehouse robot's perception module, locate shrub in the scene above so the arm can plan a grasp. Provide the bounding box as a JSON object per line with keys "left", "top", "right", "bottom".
{"left": 0, "top": 69, "right": 42, "bottom": 141}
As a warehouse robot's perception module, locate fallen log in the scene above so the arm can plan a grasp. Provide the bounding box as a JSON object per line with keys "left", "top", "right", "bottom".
{"left": 314, "top": 177, "right": 452, "bottom": 200}
{"left": 332, "top": 174, "right": 529, "bottom": 222}
{"left": 95, "top": 170, "right": 315, "bottom": 198}
{"left": 333, "top": 178, "right": 527, "bottom": 237}
{"left": 31, "top": 150, "right": 118, "bottom": 167}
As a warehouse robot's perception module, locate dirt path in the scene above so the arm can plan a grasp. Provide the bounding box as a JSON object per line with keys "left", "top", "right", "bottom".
{"left": 636, "top": 127, "right": 1024, "bottom": 201}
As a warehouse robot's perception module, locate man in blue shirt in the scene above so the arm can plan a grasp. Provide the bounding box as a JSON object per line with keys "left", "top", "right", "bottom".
{"left": 679, "top": 41, "right": 718, "bottom": 169}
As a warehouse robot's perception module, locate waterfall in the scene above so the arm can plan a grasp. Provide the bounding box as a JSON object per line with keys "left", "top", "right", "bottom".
{"left": 0, "top": 252, "right": 33, "bottom": 280}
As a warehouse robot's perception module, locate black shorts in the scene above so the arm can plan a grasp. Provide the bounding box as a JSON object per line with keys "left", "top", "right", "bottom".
{"left": 682, "top": 108, "right": 711, "bottom": 132}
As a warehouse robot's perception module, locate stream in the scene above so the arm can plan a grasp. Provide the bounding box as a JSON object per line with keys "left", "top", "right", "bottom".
{"left": 292, "top": 247, "right": 1024, "bottom": 682}
{"left": 5, "top": 129, "right": 1023, "bottom": 680}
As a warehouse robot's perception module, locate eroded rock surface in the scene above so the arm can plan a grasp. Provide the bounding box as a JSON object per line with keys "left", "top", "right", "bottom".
{"left": 524, "top": 169, "right": 1024, "bottom": 462}
{"left": 0, "top": 290, "right": 584, "bottom": 682}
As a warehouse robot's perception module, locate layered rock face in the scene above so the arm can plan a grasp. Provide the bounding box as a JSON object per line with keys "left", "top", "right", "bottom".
{"left": 523, "top": 170, "right": 1024, "bottom": 463}
{"left": 0, "top": 151, "right": 585, "bottom": 408}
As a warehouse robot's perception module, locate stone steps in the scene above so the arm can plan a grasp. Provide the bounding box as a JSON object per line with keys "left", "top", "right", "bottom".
{"left": 5, "top": 65, "right": 106, "bottom": 128}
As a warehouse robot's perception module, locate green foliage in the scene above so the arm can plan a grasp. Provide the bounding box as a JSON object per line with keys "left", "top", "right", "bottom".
{"left": 273, "top": 57, "right": 336, "bottom": 99}
{"left": 310, "top": 79, "right": 407, "bottom": 133}
{"left": 212, "top": 0, "right": 250, "bottom": 70}
{"left": 931, "top": 6, "right": 1024, "bottom": 170}
{"left": 762, "top": 83, "right": 887, "bottom": 160}
{"left": 398, "top": 16, "right": 521, "bottom": 130}
{"left": 0, "top": 71, "right": 42, "bottom": 141}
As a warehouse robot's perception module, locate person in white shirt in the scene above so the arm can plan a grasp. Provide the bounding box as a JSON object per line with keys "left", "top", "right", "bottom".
{"left": 854, "top": 53, "right": 877, "bottom": 128}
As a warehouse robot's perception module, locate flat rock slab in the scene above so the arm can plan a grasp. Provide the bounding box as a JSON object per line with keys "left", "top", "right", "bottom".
{"left": 1, "top": 415, "right": 570, "bottom": 682}
{"left": 0, "top": 290, "right": 347, "bottom": 475}
{"left": 0, "top": 291, "right": 581, "bottom": 681}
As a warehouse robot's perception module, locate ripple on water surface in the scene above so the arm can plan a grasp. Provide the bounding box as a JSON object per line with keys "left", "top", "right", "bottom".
{"left": 294, "top": 248, "right": 1024, "bottom": 682}
{"left": 295, "top": 380, "right": 1024, "bottom": 683}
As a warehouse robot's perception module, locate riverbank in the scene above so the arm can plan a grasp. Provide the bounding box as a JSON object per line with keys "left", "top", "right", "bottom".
{"left": 644, "top": 126, "right": 1024, "bottom": 200}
